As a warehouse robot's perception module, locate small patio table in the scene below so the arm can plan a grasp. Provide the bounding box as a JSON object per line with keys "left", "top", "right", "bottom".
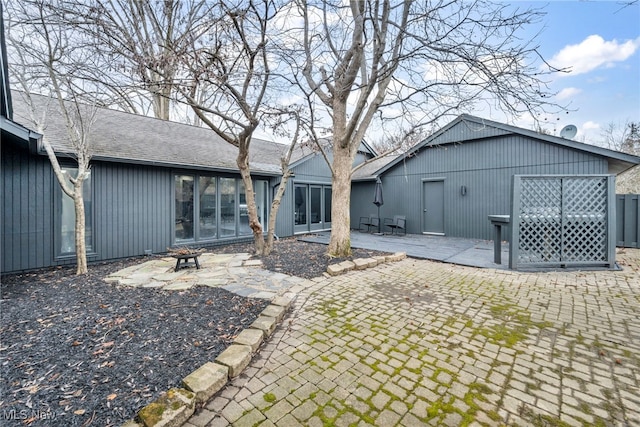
{"left": 169, "top": 251, "right": 203, "bottom": 272}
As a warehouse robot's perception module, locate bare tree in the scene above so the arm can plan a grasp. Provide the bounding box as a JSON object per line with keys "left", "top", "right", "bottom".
{"left": 368, "top": 126, "right": 432, "bottom": 155}
{"left": 7, "top": 0, "right": 219, "bottom": 121}
{"left": 168, "top": 0, "right": 298, "bottom": 255}
{"left": 6, "top": 0, "right": 97, "bottom": 274}
{"left": 74, "top": 0, "right": 222, "bottom": 120}
{"left": 279, "top": 0, "right": 562, "bottom": 256}
{"left": 602, "top": 121, "right": 640, "bottom": 193}
{"left": 601, "top": 120, "right": 640, "bottom": 156}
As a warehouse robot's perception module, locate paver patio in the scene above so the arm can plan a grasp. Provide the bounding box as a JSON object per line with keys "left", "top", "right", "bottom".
{"left": 186, "top": 248, "right": 640, "bottom": 426}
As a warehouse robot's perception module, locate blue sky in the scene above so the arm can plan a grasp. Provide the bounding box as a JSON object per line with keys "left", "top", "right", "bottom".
{"left": 507, "top": 0, "right": 640, "bottom": 144}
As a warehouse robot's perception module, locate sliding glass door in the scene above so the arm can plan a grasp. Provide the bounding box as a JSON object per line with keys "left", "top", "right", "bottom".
{"left": 294, "top": 184, "right": 308, "bottom": 234}
{"left": 294, "top": 183, "right": 332, "bottom": 233}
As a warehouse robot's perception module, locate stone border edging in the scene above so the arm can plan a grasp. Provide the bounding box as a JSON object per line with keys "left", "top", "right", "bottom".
{"left": 326, "top": 252, "right": 406, "bottom": 276}
{"left": 121, "top": 294, "right": 295, "bottom": 427}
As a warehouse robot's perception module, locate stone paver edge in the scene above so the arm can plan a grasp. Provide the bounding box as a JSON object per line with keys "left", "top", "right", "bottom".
{"left": 120, "top": 252, "right": 407, "bottom": 426}
{"left": 326, "top": 252, "right": 406, "bottom": 276}
{"left": 121, "top": 294, "right": 296, "bottom": 427}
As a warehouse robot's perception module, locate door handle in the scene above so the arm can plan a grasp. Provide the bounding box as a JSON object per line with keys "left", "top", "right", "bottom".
{"left": 423, "top": 209, "right": 427, "bottom": 212}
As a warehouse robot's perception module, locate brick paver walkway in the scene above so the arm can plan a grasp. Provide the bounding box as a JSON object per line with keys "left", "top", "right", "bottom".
{"left": 187, "top": 249, "right": 640, "bottom": 426}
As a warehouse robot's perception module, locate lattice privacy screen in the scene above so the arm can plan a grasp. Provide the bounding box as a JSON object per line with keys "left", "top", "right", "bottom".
{"left": 510, "top": 175, "right": 616, "bottom": 270}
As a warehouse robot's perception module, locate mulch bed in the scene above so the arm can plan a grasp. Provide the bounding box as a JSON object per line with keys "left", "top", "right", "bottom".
{"left": 219, "top": 236, "right": 390, "bottom": 279}
{"left": 0, "top": 238, "right": 388, "bottom": 426}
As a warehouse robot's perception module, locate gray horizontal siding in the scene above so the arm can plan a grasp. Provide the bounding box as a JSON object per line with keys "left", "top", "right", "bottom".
{"left": 351, "top": 135, "right": 609, "bottom": 240}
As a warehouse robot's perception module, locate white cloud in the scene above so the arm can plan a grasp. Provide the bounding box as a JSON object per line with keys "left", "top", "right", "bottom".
{"left": 555, "top": 87, "right": 582, "bottom": 100}
{"left": 582, "top": 121, "right": 600, "bottom": 131}
{"left": 549, "top": 35, "right": 640, "bottom": 76}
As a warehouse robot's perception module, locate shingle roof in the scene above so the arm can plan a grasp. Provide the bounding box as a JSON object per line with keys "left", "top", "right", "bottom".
{"left": 351, "top": 153, "right": 398, "bottom": 181}
{"left": 289, "top": 137, "right": 380, "bottom": 168}
{"left": 11, "top": 92, "right": 288, "bottom": 175}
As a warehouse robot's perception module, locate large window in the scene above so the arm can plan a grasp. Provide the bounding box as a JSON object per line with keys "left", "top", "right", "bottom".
{"left": 175, "top": 175, "right": 195, "bottom": 241}
{"left": 58, "top": 167, "right": 93, "bottom": 255}
{"left": 219, "top": 177, "right": 236, "bottom": 237}
{"left": 199, "top": 177, "right": 217, "bottom": 239}
{"left": 174, "top": 174, "right": 268, "bottom": 243}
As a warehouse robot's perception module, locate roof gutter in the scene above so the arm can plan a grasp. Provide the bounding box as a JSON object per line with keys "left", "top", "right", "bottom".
{"left": 0, "top": 116, "right": 42, "bottom": 149}
{"left": 31, "top": 146, "right": 283, "bottom": 176}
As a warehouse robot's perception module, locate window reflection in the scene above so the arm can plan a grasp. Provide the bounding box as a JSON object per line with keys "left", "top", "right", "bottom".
{"left": 199, "top": 176, "right": 216, "bottom": 239}
{"left": 175, "top": 175, "right": 194, "bottom": 241}
{"left": 220, "top": 178, "right": 236, "bottom": 237}
{"left": 59, "top": 168, "right": 92, "bottom": 254}
{"left": 238, "top": 181, "right": 252, "bottom": 236}
{"left": 295, "top": 185, "right": 307, "bottom": 226}
{"left": 174, "top": 175, "right": 268, "bottom": 242}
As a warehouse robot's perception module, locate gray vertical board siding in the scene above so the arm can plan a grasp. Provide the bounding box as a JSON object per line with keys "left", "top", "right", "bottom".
{"left": 616, "top": 194, "right": 639, "bottom": 248}
{"left": 2, "top": 138, "right": 54, "bottom": 273}
{"left": 430, "top": 120, "right": 511, "bottom": 145}
{"left": 1, "top": 139, "right": 298, "bottom": 272}
{"left": 275, "top": 178, "right": 294, "bottom": 238}
{"left": 350, "top": 182, "right": 377, "bottom": 226}
{"left": 93, "top": 162, "right": 172, "bottom": 259}
{"left": 360, "top": 135, "right": 609, "bottom": 240}
{"left": 291, "top": 152, "right": 333, "bottom": 182}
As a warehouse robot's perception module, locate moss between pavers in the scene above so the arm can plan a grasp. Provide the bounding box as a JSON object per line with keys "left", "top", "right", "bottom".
{"left": 137, "top": 388, "right": 195, "bottom": 427}
{"left": 296, "top": 274, "right": 577, "bottom": 426}
{"left": 468, "top": 303, "right": 555, "bottom": 349}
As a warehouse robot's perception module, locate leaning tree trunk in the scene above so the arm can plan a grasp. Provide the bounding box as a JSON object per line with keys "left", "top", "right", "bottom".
{"left": 264, "top": 170, "right": 293, "bottom": 255}
{"left": 328, "top": 142, "right": 355, "bottom": 257}
{"left": 237, "top": 151, "right": 266, "bottom": 255}
{"left": 73, "top": 182, "right": 88, "bottom": 275}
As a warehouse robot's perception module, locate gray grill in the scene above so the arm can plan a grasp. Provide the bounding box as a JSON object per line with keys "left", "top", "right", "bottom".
{"left": 510, "top": 175, "right": 616, "bottom": 269}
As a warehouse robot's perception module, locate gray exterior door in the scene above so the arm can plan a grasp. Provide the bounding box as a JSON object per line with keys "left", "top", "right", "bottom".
{"left": 423, "top": 180, "right": 445, "bottom": 234}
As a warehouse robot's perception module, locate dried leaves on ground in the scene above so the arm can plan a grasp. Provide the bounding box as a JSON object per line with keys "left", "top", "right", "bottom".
{"left": 0, "top": 238, "right": 387, "bottom": 426}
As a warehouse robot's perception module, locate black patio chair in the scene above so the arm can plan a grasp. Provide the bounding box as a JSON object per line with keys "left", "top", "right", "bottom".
{"left": 359, "top": 215, "right": 380, "bottom": 233}
{"left": 384, "top": 215, "right": 406, "bottom": 236}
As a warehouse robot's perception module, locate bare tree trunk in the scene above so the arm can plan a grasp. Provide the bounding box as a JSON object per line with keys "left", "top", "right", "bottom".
{"left": 327, "top": 92, "right": 358, "bottom": 256}
{"left": 41, "top": 137, "right": 90, "bottom": 275}
{"left": 150, "top": 72, "right": 171, "bottom": 120}
{"left": 237, "top": 150, "right": 266, "bottom": 255}
{"left": 264, "top": 175, "right": 289, "bottom": 255}
{"left": 328, "top": 141, "right": 355, "bottom": 257}
{"left": 73, "top": 182, "right": 88, "bottom": 274}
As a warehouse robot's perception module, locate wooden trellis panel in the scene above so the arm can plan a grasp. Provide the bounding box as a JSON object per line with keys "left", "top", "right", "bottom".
{"left": 510, "top": 175, "right": 616, "bottom": 270}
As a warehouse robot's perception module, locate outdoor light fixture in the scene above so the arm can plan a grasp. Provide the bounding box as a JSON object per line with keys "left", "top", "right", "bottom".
{"left": 460, "top": 185, "right": 467, "bottom": 196}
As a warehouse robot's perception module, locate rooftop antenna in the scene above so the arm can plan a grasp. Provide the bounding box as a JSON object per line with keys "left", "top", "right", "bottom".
{"left": 559, "top": 124, "right": 577, "bottom": 139}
